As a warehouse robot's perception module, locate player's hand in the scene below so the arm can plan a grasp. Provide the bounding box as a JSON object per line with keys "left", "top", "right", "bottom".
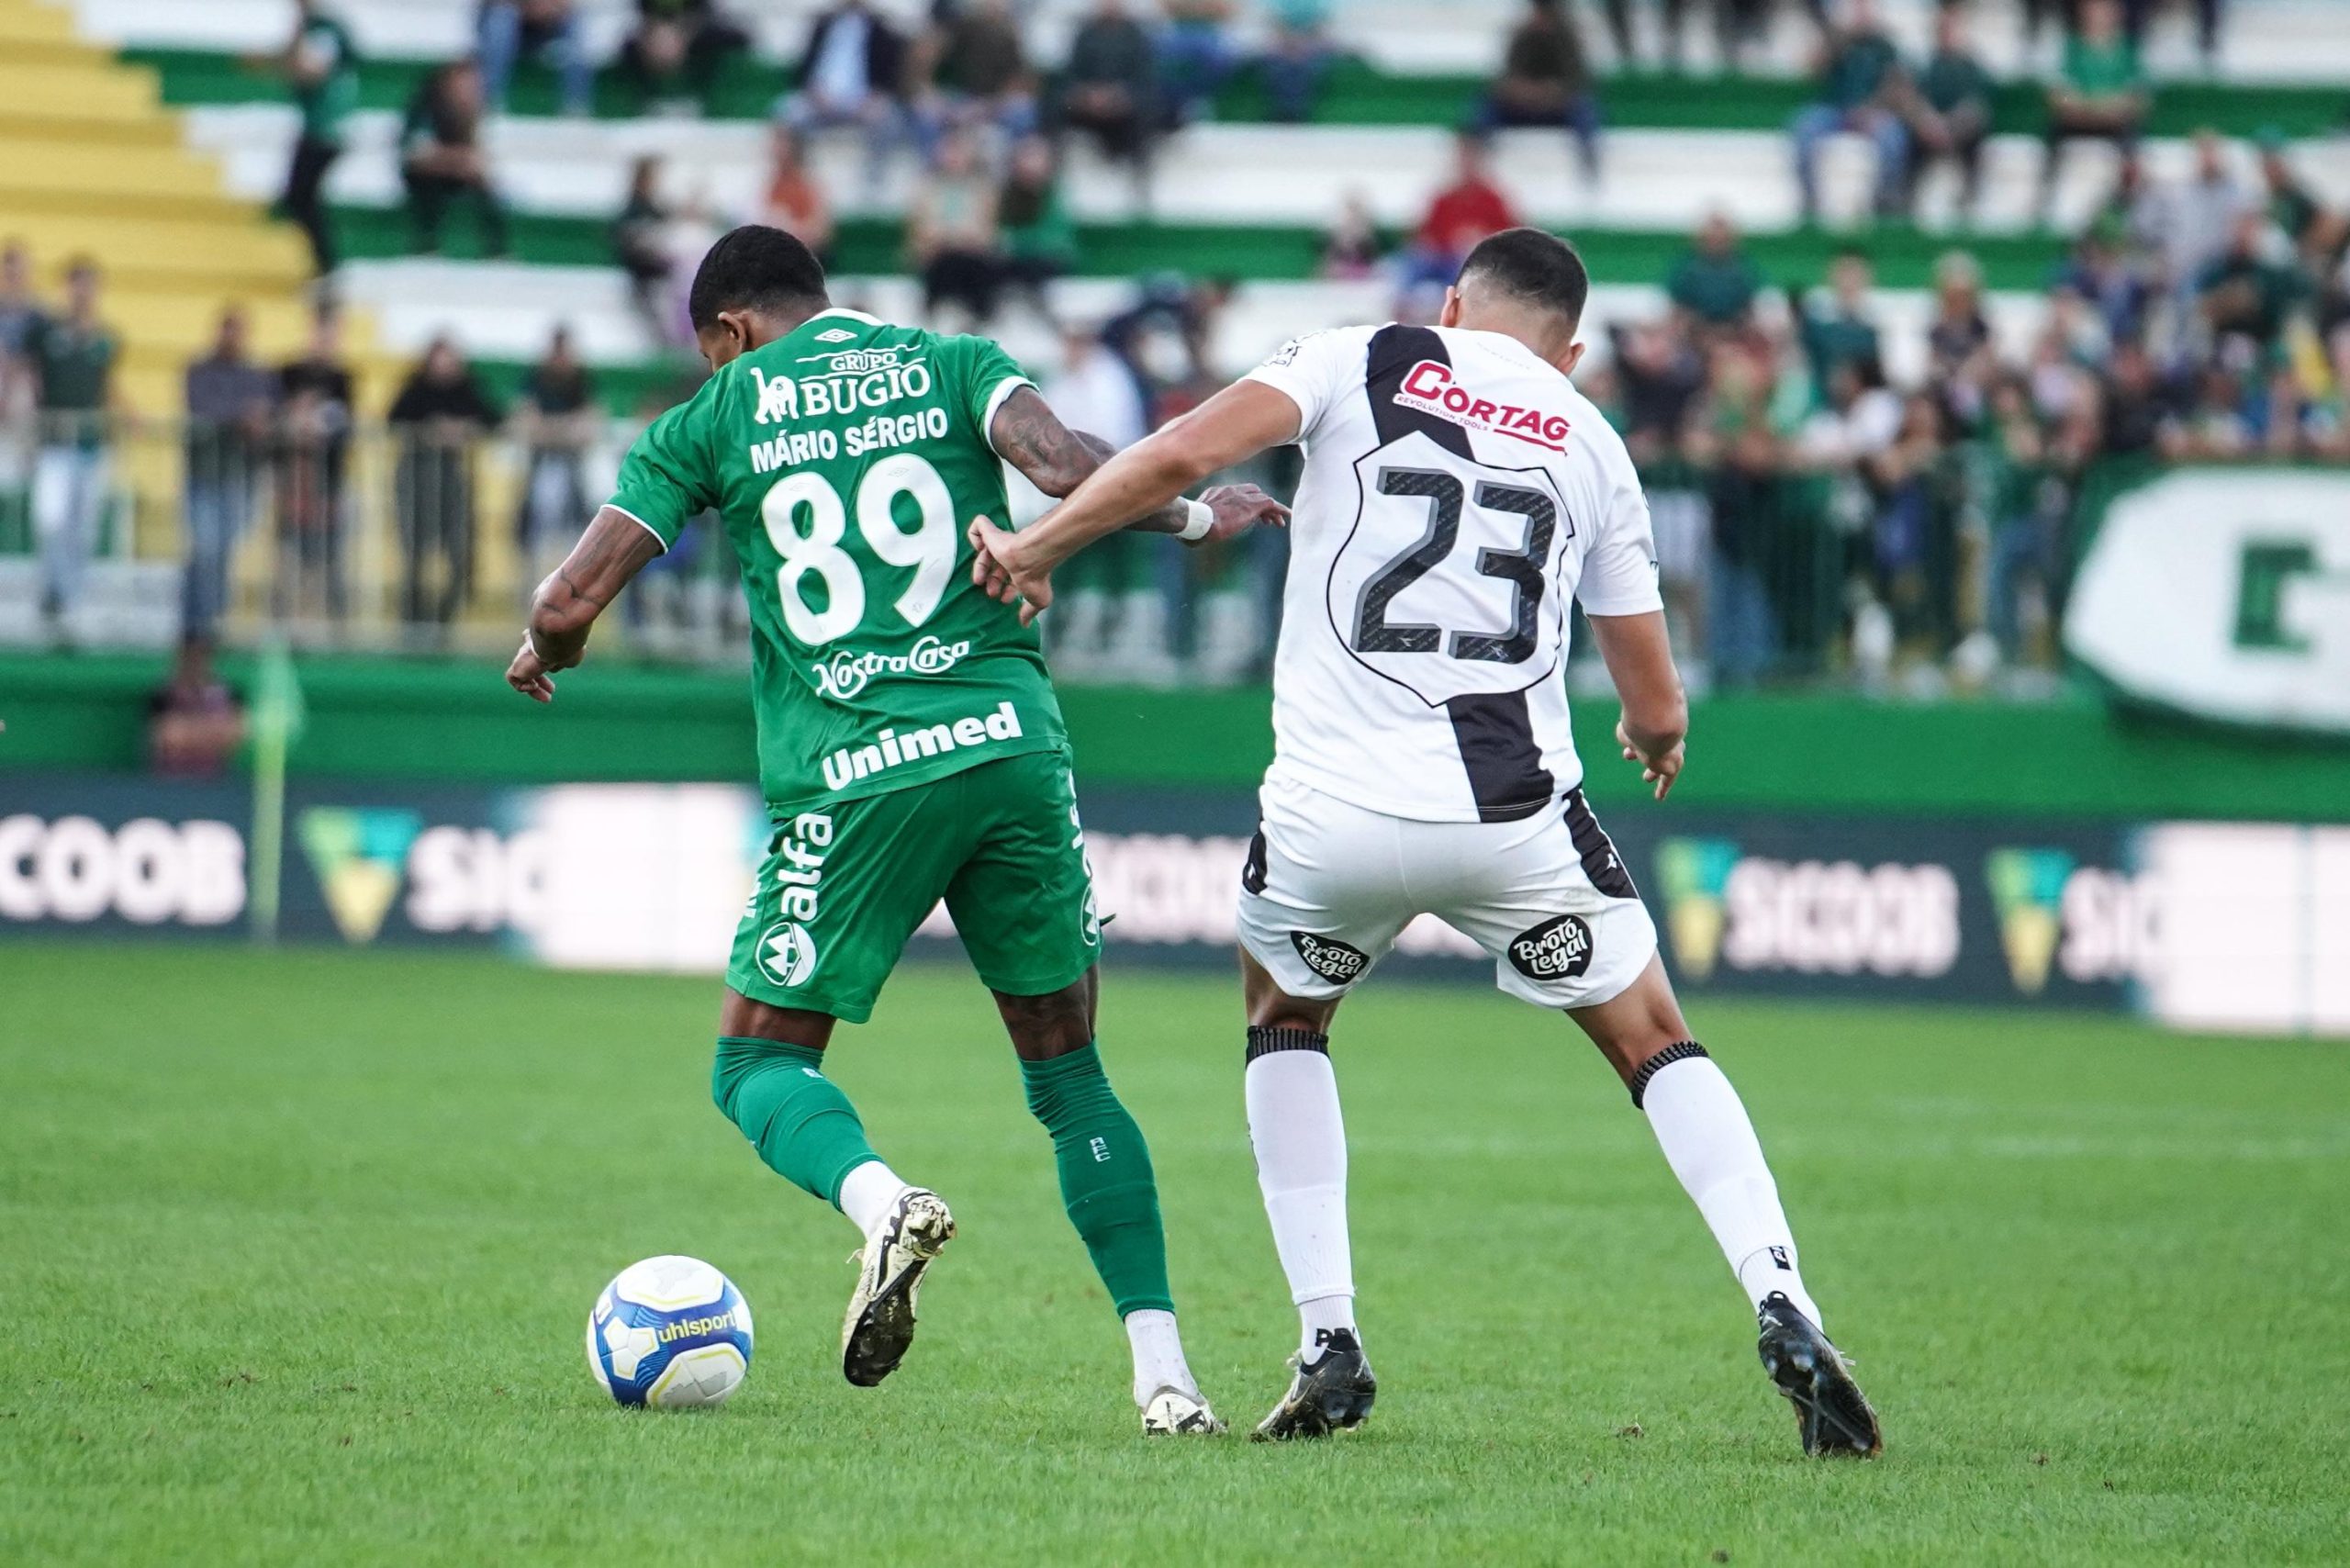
{"left": 968, "top": 515, "right": 1054, "bottom": 625}
{"left": 1192, "top": 483, "right": 1290, "bottom": 545}
{"left": 506, "top": 636, "right": 558, "bottom": 703}
{"left": 1617, "top": 717, "right": 1684, "bottom": 801}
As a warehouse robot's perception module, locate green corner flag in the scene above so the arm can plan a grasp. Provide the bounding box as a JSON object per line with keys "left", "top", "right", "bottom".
{"left": 249, "top": 640, "right": 307, "bottom": 945}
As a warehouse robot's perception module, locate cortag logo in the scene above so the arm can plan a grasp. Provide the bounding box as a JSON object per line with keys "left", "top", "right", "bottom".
{"left": 1291, "top": 930, "right": 1371, "bottom": 985}
{"left": 1394, "top": 359, "right": 1572, "bottom": 451}
{"left": 1506, "top": 913, "right": 1594, "bottom": 981}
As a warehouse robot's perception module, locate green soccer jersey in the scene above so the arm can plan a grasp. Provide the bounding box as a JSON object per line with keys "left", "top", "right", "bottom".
{"left": 295, "top": 16, "right": 361, "bottom": 143}
{"left": 609, "top": 308, "right": 1064, "bottom": 808}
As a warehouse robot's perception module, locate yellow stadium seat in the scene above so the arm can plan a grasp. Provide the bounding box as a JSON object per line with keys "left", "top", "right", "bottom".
{"left": 0, "top": 139, "right": 257, "bottom": 224}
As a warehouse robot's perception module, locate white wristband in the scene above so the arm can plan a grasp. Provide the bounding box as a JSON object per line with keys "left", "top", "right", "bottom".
{"left": 1176, "top": 497, "right": 1214, "bottom": 543}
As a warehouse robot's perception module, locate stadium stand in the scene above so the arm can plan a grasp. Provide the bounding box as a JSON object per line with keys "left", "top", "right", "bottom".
{"left": 4, "top": 0, "right": 2349, "bottom": 684}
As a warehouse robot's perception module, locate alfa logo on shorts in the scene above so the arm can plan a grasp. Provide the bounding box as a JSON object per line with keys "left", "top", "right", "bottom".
{"left": 1508, "top": 914, "right": 1594, "bottom": 981}
{"left": 1291, "top": 931, "right": 1371, "bottom": 985}
{"left": 758, "top": 921, "right": 819, "bottom": 988}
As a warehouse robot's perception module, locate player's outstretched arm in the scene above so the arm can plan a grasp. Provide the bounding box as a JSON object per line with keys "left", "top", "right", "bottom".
{"left": 972, "top": 379, "right": 1301, "bottom": 622}
{"left": 989, "top": 386, "right": 1189, "bottom": 520}
{"left": 986, "top": 384, "right": 1281, "bottom": 539}
{"left": 504, "top": 505, "right": 666, "bottom": 703}
{"left": 1588, "top": 610, "right": 1689, "bottom": 801}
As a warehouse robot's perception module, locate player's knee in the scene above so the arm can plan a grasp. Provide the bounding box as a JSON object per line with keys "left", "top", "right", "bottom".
{"left": 996, "top": 978, "right": 1095, "bottom": 1061}
{"left": 1240, "top": 952, "right": 1341, "bottom": 1035}
{"left": 718, "top": 990, "right": 834, "bottom": 1051}
{"left": 1608, "top": 996, "right": 1698, "bottom": 1089}
{"left": 1617, "top": 1026, "right": 1697, "bottom": 1087}
{"left": 1574, "top": 963, "right": 1693, "bottom": 1087}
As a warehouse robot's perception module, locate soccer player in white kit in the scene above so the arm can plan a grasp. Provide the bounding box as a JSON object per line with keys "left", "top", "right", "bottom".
{"left": 969, "top": 230, "right": 1881, "bottom": 1457}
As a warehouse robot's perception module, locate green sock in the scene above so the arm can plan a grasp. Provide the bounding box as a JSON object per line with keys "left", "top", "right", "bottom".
{"left": 1021, "top": 1043, "right": 1174, "bottom": 1316}
{"left": 711, "top": 1036, "right": 879, "bottom": 1207}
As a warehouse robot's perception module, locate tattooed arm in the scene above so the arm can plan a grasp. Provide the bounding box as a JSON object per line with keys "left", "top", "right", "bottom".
{"left": 990, "top": 386, "right": 1192, "bottom": 530}
{"left": 504, "top": 505, "right": 666, "bottom": 701}
{"left": 971, "top": 377, "right": 1302, "bottom": 623}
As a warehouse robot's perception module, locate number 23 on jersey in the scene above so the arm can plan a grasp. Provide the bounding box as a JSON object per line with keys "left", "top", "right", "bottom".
{"left": 1328, "top": 433, "right": 1576, "bottom": 705}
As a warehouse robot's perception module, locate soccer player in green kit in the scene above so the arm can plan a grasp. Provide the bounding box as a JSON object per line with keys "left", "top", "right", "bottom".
{"left": 504, "top": 228, "right": 1284, "bottom": 1433}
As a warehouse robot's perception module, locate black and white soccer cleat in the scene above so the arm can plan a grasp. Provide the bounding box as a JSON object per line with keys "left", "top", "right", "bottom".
{"left": 841, "top": 1188, "right": 955, "bottom": 1387}
{"left": 1251, "top": 1327, "right": 1378, "bottom": 1441}
{"left": 1141, "top": 1385, "right": 1227, "bottom": 1436}
{"left": 1756, "top": 1292, "right": 1882, "bottom": 1457}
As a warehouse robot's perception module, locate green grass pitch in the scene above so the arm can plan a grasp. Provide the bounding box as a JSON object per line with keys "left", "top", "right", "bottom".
{"left": 3, "top": 942, "right": 2344, "bottom": 1564}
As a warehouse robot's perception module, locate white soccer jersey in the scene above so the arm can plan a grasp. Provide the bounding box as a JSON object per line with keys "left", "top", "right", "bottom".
{"left": 1243, "top": 322, "right": 1663, "bottom": 823}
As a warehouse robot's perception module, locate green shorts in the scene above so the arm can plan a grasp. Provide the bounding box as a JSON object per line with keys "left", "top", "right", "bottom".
{"left": 726, "top": 748, "right": 1102, "bottom": 1024}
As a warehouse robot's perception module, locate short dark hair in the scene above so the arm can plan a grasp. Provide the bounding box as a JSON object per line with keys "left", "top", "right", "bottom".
{"left": 1457, "top": 227, "right": 1588, "bottom": 331}
{"left": 688, "top": 225, "right": 829, "bottom": 332}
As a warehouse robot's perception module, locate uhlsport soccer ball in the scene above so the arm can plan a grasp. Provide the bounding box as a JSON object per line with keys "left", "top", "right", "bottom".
{"left": 586, "top": 1255, "right": 754, "bottom": 1408}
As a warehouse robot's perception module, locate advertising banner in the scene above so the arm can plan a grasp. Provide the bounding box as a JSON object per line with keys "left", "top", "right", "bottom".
{"left": 2067, "top": 467, "right": 2350, "bottom": 736}
{"left": 5, "top": 775, "right": 2343, "bottom": 1035}
{"left": 0, "top": 777, "right": 545, "bottom": 949}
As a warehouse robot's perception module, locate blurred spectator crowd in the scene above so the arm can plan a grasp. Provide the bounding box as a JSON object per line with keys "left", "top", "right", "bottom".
{"left": 1557, "top": 129, "right": 2349, "bottom": 689}
{"left": 11, "top": 0, "right": 2350, "bottom": 699}
{"left": 0, "top": 241, "right": 613, "bottom": 658}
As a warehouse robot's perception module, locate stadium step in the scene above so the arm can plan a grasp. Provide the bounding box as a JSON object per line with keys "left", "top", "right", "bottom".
{"left": 325, "top": 256, "right": 2053, "bottom": 409}
{"left": 4, "top": 209, "right": 308, "bottom": 294}
{"left": 109, "top": 28, "right": 2350, "bottom": 137}
{"left": 0, "top": 0, "right": 97, "bottom": 63}
{"left": 305, "top": 199, "right": 2071, "bottom": 292}
{"left": 0, "top": 136, "right": 254, "bottom": 224}
{"left": 178, "top": 100, "right": 2350, "bottom": 263}
{"left": 0, "top": 0, "right": 400, "bottom": 404}
{"left": 0, "top": 57, "right": 158, "bottom": 118}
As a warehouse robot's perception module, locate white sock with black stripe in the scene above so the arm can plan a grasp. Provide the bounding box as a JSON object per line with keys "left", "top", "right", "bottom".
{"left": 1244, "top": 1025, "right": 1357, "bottom": 1360}
{"left": 1634, "top": 1044, "right": 1826, "bottom": 1332}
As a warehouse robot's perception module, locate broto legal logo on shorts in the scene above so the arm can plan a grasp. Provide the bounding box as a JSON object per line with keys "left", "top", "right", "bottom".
{"left": 1291, "top": 930, "right": 1371, "bottom": 985}
{"left": 1507, "top": 913, "right": 1594, "bottom": 981}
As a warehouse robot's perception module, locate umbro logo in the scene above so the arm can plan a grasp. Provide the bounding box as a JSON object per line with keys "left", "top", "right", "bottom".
{"left": 813, "top": 328, "right": 856, "bottom": 342}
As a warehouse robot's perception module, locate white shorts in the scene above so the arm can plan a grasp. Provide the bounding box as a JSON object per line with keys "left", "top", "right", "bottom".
{"left": 1236, "top": 773, "right": 1660, "bottom": 1010}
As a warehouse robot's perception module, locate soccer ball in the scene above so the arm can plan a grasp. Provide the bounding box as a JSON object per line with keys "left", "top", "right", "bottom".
{"left": 586, "top": 1255, "right": 754, "bottom": 1409}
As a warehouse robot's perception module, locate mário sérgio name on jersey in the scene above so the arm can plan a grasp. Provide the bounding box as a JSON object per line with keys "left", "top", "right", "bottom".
{"left": 500, "top": 226, "right": 1286, "bottom": 1436}
{"left": 612, "top": 301, "right": 1068, "bottom": 806}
